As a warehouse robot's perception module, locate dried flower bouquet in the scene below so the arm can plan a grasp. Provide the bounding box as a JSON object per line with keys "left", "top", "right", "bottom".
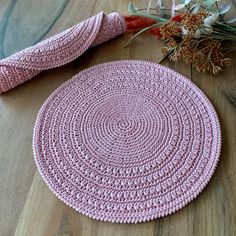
{"left": 125, "top": 0, "right": 236, "bottom": 74}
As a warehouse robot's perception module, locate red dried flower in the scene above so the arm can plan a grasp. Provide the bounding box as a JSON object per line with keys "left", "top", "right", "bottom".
{"left": 171, "top": 15, "right": 184, "bottom": 22}
{"left": 150, "top": 28, "right": 163, "bottom": 37}
{"left": 125, "top": 16, "right": 156, "bottom": 31}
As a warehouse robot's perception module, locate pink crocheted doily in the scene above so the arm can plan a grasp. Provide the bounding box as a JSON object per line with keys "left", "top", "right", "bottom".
{"left": 33, "top": 60, "right": 221, "bottom": 223}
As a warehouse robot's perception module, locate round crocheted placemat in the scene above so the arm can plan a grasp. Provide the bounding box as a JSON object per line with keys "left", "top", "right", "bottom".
{"left": 33, "top": 60, "right": 221, "bottom": 223}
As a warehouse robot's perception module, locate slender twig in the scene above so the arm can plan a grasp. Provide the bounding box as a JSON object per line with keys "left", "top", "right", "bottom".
{"left": 125, "top": 22, "right": 164, "bottom": 47}
{"left": 134, "top": 8, "right": 183, "bottom": 14}
{"left": 185, "top": 3, "right": 190, "bottom": 11}
{"left": 158, "top": 49, "right": 174, "bottom": 63}
{"left": 215, "top": 21, "right": 236, "bottom": 31}
{"left": 224, "top": 48, "right": 236, "bottom": 54}
{"left": 135, "top": 8, "right": 158, "bottom": 11}
{"left": 215, "top": 2, "right": 225, "bottom": 22}
{"left": 221, "top": 47, "right": 236, "bottom": 51}
{"left": 195, "top": 37, "right": 213, "bottom": 46}
{"left": 203, "top": 25, "right": 234, "bottom": 35}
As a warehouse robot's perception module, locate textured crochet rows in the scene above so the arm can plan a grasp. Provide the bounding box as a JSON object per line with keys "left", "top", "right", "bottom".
{"left": 33, "top": 61, "right": 221, "bottom": 223}
{"left": 0, "top": 12, "right": 126, "bottom": 94}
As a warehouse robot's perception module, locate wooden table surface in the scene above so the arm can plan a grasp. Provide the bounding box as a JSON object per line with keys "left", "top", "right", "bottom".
{"left": 0, "top": 0, "right": 236, "bottom": 235}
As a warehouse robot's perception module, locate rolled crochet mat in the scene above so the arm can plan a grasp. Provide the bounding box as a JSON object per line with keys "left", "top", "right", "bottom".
{"left": 0, "top": 12, "right": 126, "bottom": 94}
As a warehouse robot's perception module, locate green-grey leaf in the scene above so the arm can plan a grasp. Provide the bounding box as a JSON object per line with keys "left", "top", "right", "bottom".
{"left": 190, "top": 3, "right": 200, "bottom": 13}
{"left": 147, "top": 0, "right": 152, "bottom": 14}
{"left": 185, "top": 0, "right": 191, "bottom": 5}
{"left": 128, "top": 2, "right": 137, "bottom": 14}
{"left": 174, "top": 3, "right": 186, "bottom": 10}
{"left": 218, "top": 3, "right": 232, "bottom": 14}
{"left": 202, "top": 0, "right": 216, "bottom": 10}
{"left": 227, "top": 18, "right": 236, "bottom": 23}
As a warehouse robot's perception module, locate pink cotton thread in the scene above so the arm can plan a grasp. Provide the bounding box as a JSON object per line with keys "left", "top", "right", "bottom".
{"left": 0, "top": 12, "right": 126, "bottom": 94}
{"left": 33, "top": 60, "right": 221, "bottom": 223}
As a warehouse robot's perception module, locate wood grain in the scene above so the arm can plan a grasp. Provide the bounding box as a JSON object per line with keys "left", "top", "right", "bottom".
{"left": 0, "top": 0, "right": 235, "bottom": 236}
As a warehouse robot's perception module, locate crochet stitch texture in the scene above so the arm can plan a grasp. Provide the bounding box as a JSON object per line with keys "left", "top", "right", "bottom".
{"left": 0, "top": 12, "right": 126, "bottom": 94}
{"left": 33, "top": 60, "right": 221, "bottom": 223}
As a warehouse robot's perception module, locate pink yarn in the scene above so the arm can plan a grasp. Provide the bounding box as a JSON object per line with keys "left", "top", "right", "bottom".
{"left": 0, "top": 12, "right": 126, "bottom": 94}
{"left": 33, "top": 60, "right": 221, "bottom": 223}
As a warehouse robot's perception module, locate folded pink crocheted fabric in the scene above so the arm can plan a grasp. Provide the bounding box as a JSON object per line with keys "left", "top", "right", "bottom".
{"left": 0, "top": 12, "right": 126, "bottom": 94}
